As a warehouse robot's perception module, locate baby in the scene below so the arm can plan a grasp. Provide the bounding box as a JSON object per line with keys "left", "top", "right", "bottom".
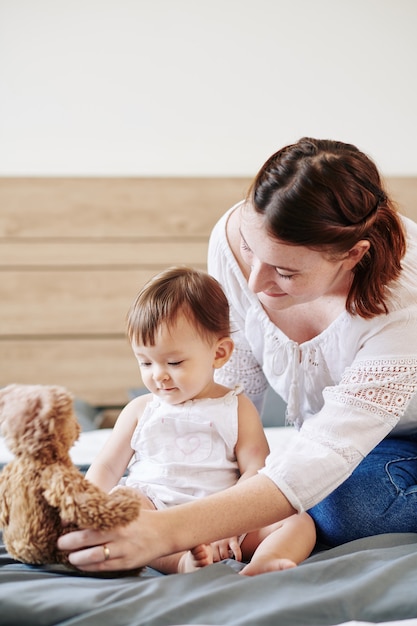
{"left": 86, "top": 266, "right": 316, "bottom": 574}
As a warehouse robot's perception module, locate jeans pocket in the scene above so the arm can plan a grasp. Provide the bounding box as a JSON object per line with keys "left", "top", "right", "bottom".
{"left": 386, "top": 456, "right": 417, "bottom": 495}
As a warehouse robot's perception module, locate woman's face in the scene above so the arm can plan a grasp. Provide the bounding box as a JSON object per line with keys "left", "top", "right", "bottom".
{"left": 239, "top": 207, "right": 354, "bottom": 313}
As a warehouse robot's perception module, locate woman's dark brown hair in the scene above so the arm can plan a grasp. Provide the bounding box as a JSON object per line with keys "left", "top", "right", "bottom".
{"left": 247, "top": 137, "right": 406, "bottom": 318}
{"left": 127, "top": 266, "right": 231, "bottom": 346}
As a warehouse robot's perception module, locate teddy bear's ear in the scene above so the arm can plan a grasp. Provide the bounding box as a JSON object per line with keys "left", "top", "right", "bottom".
{"left": 49, "top": 386, "right": 75, "bottom": 415}
{"left": 0, "top": 384, "right": 77, "bottom": 446}
{"left": 0, "top": 384, "right": 29, "bottom": 429}
{"left": 0, "top": 385, "right": 53, "bottom": 440}
{"left": 47, "top": 385, "right": 81, "bottom": 448}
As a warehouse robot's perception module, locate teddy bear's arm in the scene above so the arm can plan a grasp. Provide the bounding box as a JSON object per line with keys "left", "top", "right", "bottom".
{"left": 41, "top": 464, "right": 141, "bottom": 530}
{"left": 0, "top": 466, "right": 13, "bottom": 527}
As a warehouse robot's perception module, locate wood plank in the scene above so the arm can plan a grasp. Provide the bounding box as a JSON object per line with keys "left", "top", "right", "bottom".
{"left": 1, "top": 269, "right": 191, "bottom": 334}
{"left": 0, "top": 240, "right": 208, "bottom": 267}
{"left": 0, "top": 338, "right": 142, "bottom": 406}
{"left": 384, "top": 177, "right": 417, "bottom": 219}
{"left": 0, "top": 177, "right": 251, "bottom": 238}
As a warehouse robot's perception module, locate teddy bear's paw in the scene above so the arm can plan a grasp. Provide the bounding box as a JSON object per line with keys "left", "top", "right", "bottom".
{"left": 99, "top": 487, "right": 142, "bottom": 529}
{"left": 70, "top": 487, "right": 141, "bottom": 530}
{"left": 107, "top": 487, "right": 142, "bottom": 517}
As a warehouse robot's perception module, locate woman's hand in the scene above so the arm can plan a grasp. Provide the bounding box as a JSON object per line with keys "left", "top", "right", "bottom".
{"left": 57, "top": 509, "right": 163, "bottom": 572}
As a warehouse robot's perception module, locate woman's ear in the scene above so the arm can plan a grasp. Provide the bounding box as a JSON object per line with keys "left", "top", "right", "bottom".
{"left": 343, "top": 240, "right": 371, "bottom": 270}
{"left": 213, "top": 337, "right": 234, "bottom": 369}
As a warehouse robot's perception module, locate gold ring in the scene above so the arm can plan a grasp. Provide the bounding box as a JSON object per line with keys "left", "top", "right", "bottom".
{"left": 103, "top": 544, "right": 110, "bottom": 561}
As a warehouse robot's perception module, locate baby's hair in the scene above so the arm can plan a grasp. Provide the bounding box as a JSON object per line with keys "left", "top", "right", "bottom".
{"left": 127, "top": 266, "right": 231, "bottom": 346}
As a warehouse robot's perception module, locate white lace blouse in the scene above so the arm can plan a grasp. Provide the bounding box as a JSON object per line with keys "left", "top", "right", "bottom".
{"left": 208, "top": 203, "right": 417, "bottom": 512}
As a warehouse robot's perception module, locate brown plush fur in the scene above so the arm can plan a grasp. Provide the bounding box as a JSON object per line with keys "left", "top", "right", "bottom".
{"left": 0, "top": 384, "right": 141, "bottom": 566}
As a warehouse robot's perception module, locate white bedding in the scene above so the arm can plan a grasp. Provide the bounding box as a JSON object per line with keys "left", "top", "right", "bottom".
{"left": 0, "top": 426, "right": 297, "bottom": 467}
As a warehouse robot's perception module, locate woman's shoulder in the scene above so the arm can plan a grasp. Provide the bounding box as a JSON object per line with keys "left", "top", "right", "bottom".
{"left": 208, "top": 202, "right": 255, "bottom": 309}
{"left": 402, "top": 214, "right": 417, "bottom": 230}
{"left": 386, "top": 215, "right": 417, "bottom": 309}
{"left": 209, "top": 202, "right": 242, "bottom": 257}
{"left": 400, "top": 215, "right": 417, "bottom": 254}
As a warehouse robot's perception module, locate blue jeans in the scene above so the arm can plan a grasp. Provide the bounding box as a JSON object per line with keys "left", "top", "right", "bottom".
{"left": 308, "top": 436, "right": 417, "bottom": 547}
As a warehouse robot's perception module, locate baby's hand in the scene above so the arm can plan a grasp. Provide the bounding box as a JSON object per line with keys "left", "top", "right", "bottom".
{"left": 211, "top": 536, "right": 242, "bottom": 562}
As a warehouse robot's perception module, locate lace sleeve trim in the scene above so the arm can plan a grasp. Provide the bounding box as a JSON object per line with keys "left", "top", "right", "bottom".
{"left": 324, "top": 357, "right": 417, "bottom": 427}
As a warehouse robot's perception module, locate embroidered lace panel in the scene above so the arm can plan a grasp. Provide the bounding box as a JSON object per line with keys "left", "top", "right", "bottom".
{"left": 326, "top": 357, "right": 417, "bottom": 427}
{"left": 216, "top": 347, "right": 267, "bottom": 397}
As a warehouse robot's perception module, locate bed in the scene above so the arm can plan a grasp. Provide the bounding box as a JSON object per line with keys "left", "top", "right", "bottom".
{"left": 1, "top": 176, "right": 417, "bottom": 625}
{"left": 2, "top": 530, "right": 417, "bottom": 626}
{"left": 1, "top": 426, "right": 417, "bottom": 626}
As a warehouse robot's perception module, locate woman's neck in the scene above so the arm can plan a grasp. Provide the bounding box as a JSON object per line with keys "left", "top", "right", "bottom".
{"left": 265, "top": 299, "right": 346, "bottom": 343}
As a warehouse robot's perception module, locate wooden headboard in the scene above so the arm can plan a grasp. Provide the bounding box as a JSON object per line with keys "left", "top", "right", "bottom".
{"left": 1, "top": 176, "right": 416, "bottom": 410}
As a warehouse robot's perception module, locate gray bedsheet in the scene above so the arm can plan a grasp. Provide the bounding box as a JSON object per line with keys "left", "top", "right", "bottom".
{"left": 1, "top": 532, "right": 417, "bottom": 626}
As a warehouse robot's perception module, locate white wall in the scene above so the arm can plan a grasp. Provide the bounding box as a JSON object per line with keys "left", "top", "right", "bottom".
{"left": 0, "top": 0, "right": 416, "bottom": 176}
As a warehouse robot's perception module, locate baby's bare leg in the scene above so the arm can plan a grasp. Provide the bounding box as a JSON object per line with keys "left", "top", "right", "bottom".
{"left": 240, "top": 512, "right": 316, "bottom": 576}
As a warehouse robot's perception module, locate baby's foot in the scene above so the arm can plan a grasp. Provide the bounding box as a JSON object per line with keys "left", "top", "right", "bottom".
{"left": 178, "top": 544, "right": 214, "bottom": 573}
{"left": 239, "top": 556, "right": 296, "bottom": 576}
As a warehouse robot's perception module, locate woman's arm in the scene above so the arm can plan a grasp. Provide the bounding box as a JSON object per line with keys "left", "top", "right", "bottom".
{"left": 57, "top": 472, "right": 296, "bottom": 572}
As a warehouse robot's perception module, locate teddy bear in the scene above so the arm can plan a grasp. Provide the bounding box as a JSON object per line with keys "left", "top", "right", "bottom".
{"left": 0, "top": 383, "right": 142, "bottom": 567}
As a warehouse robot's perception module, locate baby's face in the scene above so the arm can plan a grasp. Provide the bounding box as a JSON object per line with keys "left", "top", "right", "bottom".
{"left": 131, "top": 313, "right": 220, "bottom": 405}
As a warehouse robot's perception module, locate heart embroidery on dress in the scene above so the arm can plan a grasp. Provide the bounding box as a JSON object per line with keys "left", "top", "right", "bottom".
{"left": 175, "top": 435, "right": 200, "bottom": 455}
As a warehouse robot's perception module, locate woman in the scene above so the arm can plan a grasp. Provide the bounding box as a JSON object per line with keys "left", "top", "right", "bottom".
{"left": 58, "top": 138, "right": 417, "bottom": 572}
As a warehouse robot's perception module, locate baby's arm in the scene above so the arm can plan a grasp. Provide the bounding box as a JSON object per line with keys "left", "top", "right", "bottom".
{"left": 235, "top": 393, "right": 270, "bottom": 482}
{"left": 85, "top": 394, "right": 151, "bottom": 492}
